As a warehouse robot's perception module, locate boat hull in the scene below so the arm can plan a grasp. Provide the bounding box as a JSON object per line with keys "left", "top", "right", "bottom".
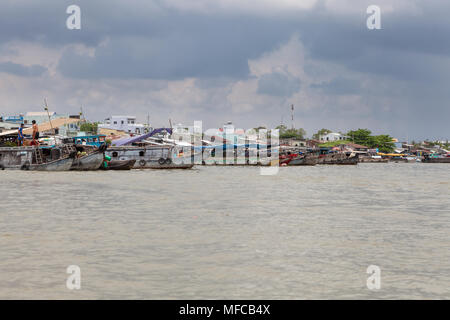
{"left": 106, "top": 146, "right": 194, "bottom": 169}
{"left": 318, "top": 153, "right": 358, "bottom": 165}
{"left": 31, "top": 157, "right": 74, "bottom": 171}
{"left": 422, "top": 157, "right": 450, "bottom": 163}
{"left": 288, "top": 155, "right": 318, "bottom": 166}
{"left": 0, "top": 146, "right": 75, "bottom": 171}
{"left": 71, "top": 152, "right": 104, "bottom": 171}
{"left": 102, "top": 159, "right": 136, "bottom": 170}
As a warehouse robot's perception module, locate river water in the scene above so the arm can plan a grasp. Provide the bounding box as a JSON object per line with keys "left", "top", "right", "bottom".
{"left": 0, "top": 163, "right": 449, "bottom": 299}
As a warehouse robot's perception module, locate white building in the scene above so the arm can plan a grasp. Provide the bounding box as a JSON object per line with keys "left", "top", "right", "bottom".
{"left": 98, "top": 116, "right": 146, "bottom": 134}
{"left": 319, "top": 132, "right": 348, "bottom": 142}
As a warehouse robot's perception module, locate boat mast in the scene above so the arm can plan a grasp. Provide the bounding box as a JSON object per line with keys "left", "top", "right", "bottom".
{"left": 44, "top": 98, "right": 57, "bottom": 145}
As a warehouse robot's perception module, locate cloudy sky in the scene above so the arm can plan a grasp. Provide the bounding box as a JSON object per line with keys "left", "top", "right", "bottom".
{"left": 0, "top": 0, "right": 449, "bottom": 140}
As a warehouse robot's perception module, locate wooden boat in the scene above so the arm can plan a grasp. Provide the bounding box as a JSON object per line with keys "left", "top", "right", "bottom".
{"left": 71, "top": 144, "right": 107, "bottom": 171}
{"left": 288, "top": 154, "right": 318, "bottom": 166}
{"left": 0, "top": 145, "right": 76, "bottom": 171}
{"left": 359, "top": 157, "right": 389, "bottom": 163}
{"left": 71, "top": 151, "right": 105, "bottom": 170}
{"left": 422, "top": 156, "right": 450, "bottom": 163}
{"left": 105, "top": 145, "right": 194, "bottom": 169}
{"left": 317, "top": 152, "right": 358, "bottom": 165}
{"left": 102, "top": 159, "right": 136, "bottom": 170}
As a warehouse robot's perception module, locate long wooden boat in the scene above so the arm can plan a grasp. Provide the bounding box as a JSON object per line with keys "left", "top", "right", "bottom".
{"left": 317, "top": 152, "right": 358, "bottom": 165}
{"left": 105, "top": 145, "right": 194, "bottom": 169}
{"left": 422, "top": 157, "right": 450, "bottom": 163}
{"left": 359, "top": 157, "right": 389, "bottom": 163}
{"left": 0, "top": 145, "right": 76, "bottom": 171}
{"left": 288, "top": 154, "right": 318, "bottom": 166}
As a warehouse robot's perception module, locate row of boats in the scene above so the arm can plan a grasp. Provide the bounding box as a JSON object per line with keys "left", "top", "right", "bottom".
{"left": 0, "top": 136, "right": 194, "bottom": 171}
{"left": 1, "top": 134, "right": 448, "bottom": 171}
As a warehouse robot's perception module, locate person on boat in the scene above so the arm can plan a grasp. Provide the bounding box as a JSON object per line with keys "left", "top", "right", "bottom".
{"left": 31, "top": 120, "right": 39, "bottom": 146}
{"left": 17, "top": 123, "right": 24, "bottom": 146}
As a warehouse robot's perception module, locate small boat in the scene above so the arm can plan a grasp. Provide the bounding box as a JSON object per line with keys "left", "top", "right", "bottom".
{"left": 102, "top": 159, "right": 136, "bottom": 170}
{"left": 288, "top": 154, "right": 318, "bottom": 166}
{"left": 317, "top": 152, "right": 358, "bottom": 165}
{"left": 71, "top": 144, "right": 107, "bottom": 171}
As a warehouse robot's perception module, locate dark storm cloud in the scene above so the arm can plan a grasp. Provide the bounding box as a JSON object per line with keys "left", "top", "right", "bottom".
{"left": 2, "top": 1, "right": 450, "bottom": 82}
{"left": 0, "top": 62, "right": 47, "bottom": 77}
{"left": 257, "top": 72, "right": 301, "bottom": 97}
{"left": 0, "top": 1, "right": 102, "bottom": 47}
{"left": 297, "top": 1, "right": 450, "bottom": 82}
{"left": 57, "top": 12, "right": 294, "bottom": 79}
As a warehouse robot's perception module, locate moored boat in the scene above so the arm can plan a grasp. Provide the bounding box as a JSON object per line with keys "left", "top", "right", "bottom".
{"left": 422, "top": 156, "right": 450, "bottom": 163}
{"left": 317, "top": 152, "right": 358, "bottom": 165}
{"left": 0, "top": 145, "right": 76, "bottom": 171}
{"left": 71, "top": 143, "right": 107, "bottom": 171}
{"left": 288, "top": 154, "right": 318, "bottom": 166}
{"left": 101, "top": 159, "right": 136, "bottom": 170}
{"left": 105, "top": 145, "right": 194, "bottom": 169}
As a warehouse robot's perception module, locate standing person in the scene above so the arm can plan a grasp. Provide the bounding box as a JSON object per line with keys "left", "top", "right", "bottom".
{"left": 32, "top": 120, "right": 40, "bottom": 146}
{"left": 17, "top": 123, "right": 24, "bottom": 146}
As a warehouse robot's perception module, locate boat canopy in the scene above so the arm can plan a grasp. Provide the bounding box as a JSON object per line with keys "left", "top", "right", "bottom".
{"left": 111, "top": 128, "right": 172, "bottom": 146}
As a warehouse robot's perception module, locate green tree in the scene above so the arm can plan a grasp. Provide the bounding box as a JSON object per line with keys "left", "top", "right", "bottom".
{"left": 80, "top": 122, "right": 98, "bottom": 134}
{"left": 372, "top": 135, "right": 395, "bottom": 153}
{"left": 347, "top": 129, "right": 373, "bottom": 146}
{"left": 253, "top": 126, "right": 267, "bottom": 133}
{"left": 277, "top": 126, "right": 306, "bottom": 139}
{"left": 347, "top": 129, "right": 395, "bottom": 152}
{"left": 313, "top": 128, "right": 332, "bottom": 140}
{"left": 275, "top": 125, "right": 288, "bottom": 133}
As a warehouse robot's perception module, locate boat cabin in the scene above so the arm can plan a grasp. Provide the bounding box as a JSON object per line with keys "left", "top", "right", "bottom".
{"left": 73, "top": 135, "right": 106, "bottom": 147}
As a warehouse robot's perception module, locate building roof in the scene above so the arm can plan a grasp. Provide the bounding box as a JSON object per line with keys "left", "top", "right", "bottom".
{"left": 25, "top": 111, "right": 56, "bottom": 117}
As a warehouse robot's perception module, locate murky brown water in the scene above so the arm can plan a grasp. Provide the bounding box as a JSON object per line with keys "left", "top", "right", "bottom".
{"left": 1, "top": 163, "right": 449, "bottom": 299}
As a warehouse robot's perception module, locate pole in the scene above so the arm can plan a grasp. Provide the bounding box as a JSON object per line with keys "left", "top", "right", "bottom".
{"left": 291, "top": 104, "right": 294, "bottom": 130}
{"left": 44, "top": 98, "right": 57, "bottom": 145}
